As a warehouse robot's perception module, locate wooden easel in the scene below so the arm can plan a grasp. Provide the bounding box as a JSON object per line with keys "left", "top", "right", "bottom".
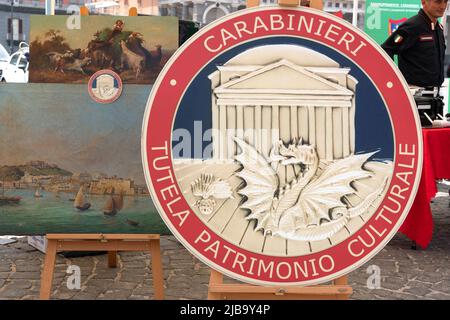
{"left": 208, "top": 270, "right": 352, "bottom": 300}
{"left": 206, "top": 0, "right": 352, "bottom": 300}
{"left": 38, "top": 7, "right": 164, "bottom": 300}
{"left": 39, "top": 234, "right": 164, "bottom": 300}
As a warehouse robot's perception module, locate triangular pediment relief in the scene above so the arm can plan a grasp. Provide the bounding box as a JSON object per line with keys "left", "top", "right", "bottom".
{"left": 214, "top": 59, "right": 353, "bottom": 96}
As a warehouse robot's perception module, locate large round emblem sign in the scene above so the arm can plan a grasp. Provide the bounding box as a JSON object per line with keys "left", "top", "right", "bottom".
{"left": 142, "top": 7, "right": 422, "bottom": 286}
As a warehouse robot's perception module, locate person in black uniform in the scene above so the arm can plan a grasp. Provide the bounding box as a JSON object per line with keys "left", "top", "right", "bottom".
{"left": 381, "top": 0, "right": 448, "bottom": 88}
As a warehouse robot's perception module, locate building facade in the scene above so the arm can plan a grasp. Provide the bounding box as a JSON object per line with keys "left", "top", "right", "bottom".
{"left": 87, "top": 0, "right": 159, "bottom": 16}
{"left": 159, "top": 0, "right": 246, "bottom": 26}
{"left": 323, "top": 0, "right": 366, "bottom": 29}
{"left": 0, "top": 0, "right": 84, "bottom": 53}
{"left": 2, "top": 1, "right": 450, "bottom": 60}
{"left": 155, "top": 0, "right": 365, "bottom": 28}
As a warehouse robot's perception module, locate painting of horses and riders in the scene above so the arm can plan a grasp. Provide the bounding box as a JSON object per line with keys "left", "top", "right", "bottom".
{"left": 29, "top": 16, "right": 178, "bottom": 84}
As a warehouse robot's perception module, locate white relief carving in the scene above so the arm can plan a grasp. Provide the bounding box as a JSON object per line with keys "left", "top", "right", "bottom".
{"left": 234, "top": 137, "right": 390, "bottom": 241}
{"left": 191, "top": 173, "right": 233, "bottom": 215}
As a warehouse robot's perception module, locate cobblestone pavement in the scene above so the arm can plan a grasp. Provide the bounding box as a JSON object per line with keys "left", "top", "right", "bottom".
{"left": 0, "top": 184, "right": 449, "bottom": 300}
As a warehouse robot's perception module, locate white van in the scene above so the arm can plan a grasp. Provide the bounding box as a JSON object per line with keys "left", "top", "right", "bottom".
{"left": 0, "top": 42, "right": 29, "bottom": 83}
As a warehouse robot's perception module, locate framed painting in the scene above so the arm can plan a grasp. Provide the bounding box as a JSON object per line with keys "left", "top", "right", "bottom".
{"left": 0, "top": 84, "right": 169, "bottom": 235}
{"left": 29, "top": 16, "right": 178, "bottom": 84}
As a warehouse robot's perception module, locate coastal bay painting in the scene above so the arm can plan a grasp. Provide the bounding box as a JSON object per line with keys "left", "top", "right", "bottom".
{"left": 0, "top": 84, "right": 169, "bottom": 235}
{"left": 29, "top": 16, "right": 178, "bottom": 84}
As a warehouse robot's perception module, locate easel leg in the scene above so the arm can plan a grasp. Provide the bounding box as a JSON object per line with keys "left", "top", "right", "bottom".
{"left": 39, "top": 239, "right": 57, "bottom": 300}
{"left": 207, "top": 269, "right": 223, "bottom": 300}
{"left": 333, "top": 276, "right": 350, "bottom": 300}
{"left": 150, "top": 239, "right": 164, "bottom": 300}
{"left": 108, "top": 251, "right": 117, "bottom": 268}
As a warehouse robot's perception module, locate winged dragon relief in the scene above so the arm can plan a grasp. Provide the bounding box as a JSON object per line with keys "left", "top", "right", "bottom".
{"left": 234, "top": 137, "right": 389, "bottom": 241}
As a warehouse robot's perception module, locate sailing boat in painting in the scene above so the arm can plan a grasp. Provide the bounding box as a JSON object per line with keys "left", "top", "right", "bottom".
{"left": 103, "top": 188, "right": 124, "bottom": 216}
{"left": 126, "top": 218, "right": 139, "bottom": 227}
{"left": 0, "top": 181, "right": 21, "bottom": 205}
{"left": 74, "top": 186, "right": 91, "bottom": 211}
{"left": 34, "top": 187, "right": 43, "bottom": 198}
{"left": 0, "top": 194, "right": 21, "bottom": 205}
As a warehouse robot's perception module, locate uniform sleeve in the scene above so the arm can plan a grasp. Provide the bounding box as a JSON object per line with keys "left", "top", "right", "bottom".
{"left": 381, "top": 25, "right": 415, "bottom": 60}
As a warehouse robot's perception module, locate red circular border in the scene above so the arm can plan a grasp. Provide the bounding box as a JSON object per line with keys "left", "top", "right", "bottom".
{"left": 142, "top": 7, "right": 422, "bottom": 286}
{"left": 88, "top": 69, "right": 123, "bottom": 104}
